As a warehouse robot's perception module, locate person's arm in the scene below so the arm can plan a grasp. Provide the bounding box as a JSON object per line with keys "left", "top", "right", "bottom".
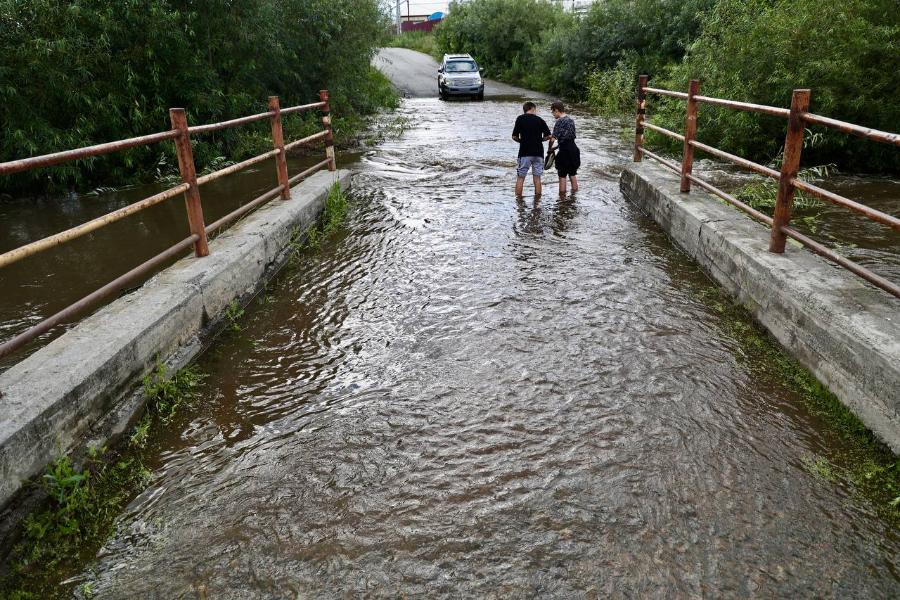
{"left": 542, "top": 120, "right": 551, "bottom": 142}
{"left": 512, "top": 118, "right": 521, "bottom": 143}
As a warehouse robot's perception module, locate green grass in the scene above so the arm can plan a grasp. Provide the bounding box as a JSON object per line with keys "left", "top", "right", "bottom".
{"left": 696, "top": 284, "right": 900, "bottom": 522}
{"left": 291, "top": 183, "right": 350, "bottom": 256}
{"left": 224, "top": 299, "right": 245, "bottom": 333}
{"left": 386, "top": 31, "right": 439, "bottom": 59}
{"left": 1, "top": 363, "right": 206, "bottom": 598}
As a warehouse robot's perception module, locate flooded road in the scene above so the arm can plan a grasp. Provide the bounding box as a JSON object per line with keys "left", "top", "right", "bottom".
{"left": 62, "top": 96, "right": 900, "bottom": 598}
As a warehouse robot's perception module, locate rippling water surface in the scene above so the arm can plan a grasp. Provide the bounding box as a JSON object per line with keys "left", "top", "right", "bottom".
{"left": 54, "top": 98, "right": 900, "bottom": 597}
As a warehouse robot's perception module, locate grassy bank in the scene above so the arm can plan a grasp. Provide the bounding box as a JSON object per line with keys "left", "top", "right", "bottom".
{"left": 386, "top": 32, "right": 439, "bottom": 60}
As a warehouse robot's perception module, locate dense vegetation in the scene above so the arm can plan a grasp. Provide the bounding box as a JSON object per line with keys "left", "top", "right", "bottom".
{"left": 435, "top": 0, "right": 900, "bottom": 173}
{"left": 0, "top": 0, "right": 396, "bottom": 195}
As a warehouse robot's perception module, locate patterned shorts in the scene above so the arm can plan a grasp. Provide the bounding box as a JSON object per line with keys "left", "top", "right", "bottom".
{"left": 516, "top": 156, "right": 544, "bottom": 178}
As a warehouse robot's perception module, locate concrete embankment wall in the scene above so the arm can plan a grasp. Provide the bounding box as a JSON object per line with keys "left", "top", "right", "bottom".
{"left": 0, "top": 169, "right": 352, "bottom": 512}
{"left": 620, "top": 162, "right": 900, "bottom": 452}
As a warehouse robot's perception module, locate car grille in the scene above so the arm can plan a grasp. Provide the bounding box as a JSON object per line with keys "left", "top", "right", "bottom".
{"left": 451, "top": 78, "right": 480, "bottom": 86}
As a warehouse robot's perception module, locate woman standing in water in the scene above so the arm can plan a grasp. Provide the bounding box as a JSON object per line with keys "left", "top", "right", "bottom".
{"left": 549, "top": 101, "right": 580, "bottom": 195}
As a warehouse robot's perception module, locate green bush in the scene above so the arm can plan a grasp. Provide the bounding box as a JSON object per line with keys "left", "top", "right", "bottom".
{"left": 653, "top": 0, "right": 900, "bottom": 172}
{"left": 435, "top": 0, "right": 565, "bottom": 83}
{"left": 0, "top": 0, "right": 393, "bottom": 194}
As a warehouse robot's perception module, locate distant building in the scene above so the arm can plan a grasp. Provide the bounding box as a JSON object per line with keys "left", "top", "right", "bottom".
{"left": 401, "top": 12, "right": 444, "bottom": 33}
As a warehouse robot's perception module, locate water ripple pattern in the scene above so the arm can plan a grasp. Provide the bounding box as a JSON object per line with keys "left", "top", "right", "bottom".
{"left": 82, "top": 99, "right": 899, "bottom": 598}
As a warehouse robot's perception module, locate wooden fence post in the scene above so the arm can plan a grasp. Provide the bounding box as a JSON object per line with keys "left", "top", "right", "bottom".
{"left": 769, "top": 89, "right": 811, "bottom": 253}
{"left": 319, "top": 89, "right": 336, "bottom": 171}
{"left": 268, "top": 96, "right": 291, "bottom": 199}
{"left": 680, "top": 79, "right": 700, "bottom": 192}
{"left": 169, "top": 108, "right": 209, "bottom": 257}
{"left": 634, "top": 74, "right": 648, "bottom": 162}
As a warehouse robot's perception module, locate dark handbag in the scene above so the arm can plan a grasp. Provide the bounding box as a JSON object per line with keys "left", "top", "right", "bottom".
{"left": 544, "top": 144, "right": 556, "bottom": 169}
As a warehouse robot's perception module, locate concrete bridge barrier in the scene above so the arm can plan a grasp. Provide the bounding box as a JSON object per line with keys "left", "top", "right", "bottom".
{"left": 621, "top": 162, "right": 900, "bottom": 452}
{"left": 0, "top": 169, "right": 351, "bottom": 513}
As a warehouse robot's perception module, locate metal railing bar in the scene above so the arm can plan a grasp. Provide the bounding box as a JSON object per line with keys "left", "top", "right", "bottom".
{"left": 204, "top": 185, "right": 285, "bottom": 235}
{"left": 689, "top": 139, "right": 781, "bottom": 179}
{"left": 283, "top": 130, "right": 329, "bottom": 153}
{"left": 694, "top": 95, "right": 791, "bottom": 118}
{"left": 643, "top": 122, "right": 685, "bottom": 142}
{"left": 790, "top": 178, "right": 900, "bottom": 230}
{"left": 196, "top": 149, "right": 280, "bottom": 187}
{"left": 0, "top": 234, "right": 200, "bottom": 360}
{"left": 0, "top": 130, "right": 180, "bottom": 176}
{"left": 188, "top": 110, "right": 274, "bottom": 135}
{"left": 0, "top": 183, "right": 190, "bottom": 270}
{"left": 685, "top": 173, "right": 774, "bottom": 226}
{"left": 638, "top": 147, "right": 682, "bottom": 174}
{"left": 287, "top": 158, "right": 332, "bottom": 186}
{"left": 281, "top": 101, "right": 327, "bottom": 116}
{"left": 781, "top": 225, "right": 900, "bottom": 299}
{"left": 801, "top": 112, "right": 900, "bottom": 147}
{"left": 643, "top": 87, "right": 689, "bottom": 100}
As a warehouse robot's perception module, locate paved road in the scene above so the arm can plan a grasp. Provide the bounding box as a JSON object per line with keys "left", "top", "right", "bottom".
{"left": 375, "top": 47, "right": 548, "bottom": 100}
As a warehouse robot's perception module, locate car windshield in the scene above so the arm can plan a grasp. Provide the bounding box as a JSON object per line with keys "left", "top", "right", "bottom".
{"left": 446, "top": 60, "right": 477, "bottom": 73}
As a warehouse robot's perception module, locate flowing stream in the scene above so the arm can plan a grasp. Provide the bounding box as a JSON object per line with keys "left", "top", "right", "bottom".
{"left": 2, "top": 96, "right": 899, "bottom": 597}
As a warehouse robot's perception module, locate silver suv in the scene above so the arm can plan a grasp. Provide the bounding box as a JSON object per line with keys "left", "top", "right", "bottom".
{"left": 437, "top": 54, "right": 484, "bottom": 101}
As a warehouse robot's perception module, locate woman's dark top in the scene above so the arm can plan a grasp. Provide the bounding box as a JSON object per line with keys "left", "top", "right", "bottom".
{"left": 552, "top": 116, "right": 576, "bottom": 143}
{"left": 553, "top": 115, "right": 580, "bottom": 176}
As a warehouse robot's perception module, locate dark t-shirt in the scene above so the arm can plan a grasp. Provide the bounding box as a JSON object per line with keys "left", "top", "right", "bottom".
{"left": 512, "top": 113, "right": 550, "bottom": 158}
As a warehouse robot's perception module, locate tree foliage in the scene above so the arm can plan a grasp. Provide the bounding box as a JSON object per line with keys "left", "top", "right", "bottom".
{"left": 435, "top": 0, "right": 899, "bottom": 173}
{"left": 0, "top": 0, "right": 392, "bottom": 193}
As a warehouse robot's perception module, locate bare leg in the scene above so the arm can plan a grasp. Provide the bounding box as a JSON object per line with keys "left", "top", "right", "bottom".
{"left": 558, "top": 177, "right": 567, "bottom": 195}
{"left": 533, "top": 175, "right": 542, "bottom": 197}
{"left": 570, "top": 175, "right": 579, "bottom": 193}
{"left": 515, "top": 176, "right": 525, "bottom": 197}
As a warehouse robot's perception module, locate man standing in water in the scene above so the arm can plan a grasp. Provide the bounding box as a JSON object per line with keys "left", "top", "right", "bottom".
{"left": 512, "top": 102, "right": 551, "bottom": 197}
{"left": 549, "top": 101, "right": 580, "bottom": 195}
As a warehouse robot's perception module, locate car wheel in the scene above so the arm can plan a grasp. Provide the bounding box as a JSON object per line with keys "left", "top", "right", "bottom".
{"left": 476, "top": 91, "right": 484, "bottom": 101}
{"left": 439, "top": 86, "right": 447, "bottom": 101}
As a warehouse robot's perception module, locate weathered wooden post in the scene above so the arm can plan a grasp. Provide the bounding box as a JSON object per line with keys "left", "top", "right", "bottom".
{"left": 319, "top": 89, "right": 336, "bottom": 171}
{"left": 680, "top": 79, "right": 700, "bottom": 192}
{"left": 169, "top": 108, "right": 209, "bottom": 257}
{"left": 268, "top": 96, "right": 291, "bottom": 199}
{"left": 634, "top": 74, "right": 648, "bottom": 162}
{"left": 769, "top": 89, "right": 811, "bottom": 253}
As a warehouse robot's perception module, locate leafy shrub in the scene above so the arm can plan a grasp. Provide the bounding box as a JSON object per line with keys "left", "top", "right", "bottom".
{"left": 0, "top": 0, "right": 393, "bottom": 194}
{"left": 654, "top": 0, "right": 900, "bottom": 173}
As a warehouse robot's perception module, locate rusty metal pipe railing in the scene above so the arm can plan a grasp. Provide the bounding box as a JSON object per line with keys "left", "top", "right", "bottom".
{"left": 0, "top": 183, "right": 189, "bottom": 269}
{"left": 642, "top": 122, "right": 685, "bottom": 143}
{"left": 644, "top": 87, "right": 689, "bottom": 100}
{"left": 281, "top": 101, "right": 327, "bottom": 116}
{"left": 780, "top": 226, "right": 900, "bottom": 299}
{"left": 693, "top": 95, "right": 791, "bottom": 119}
{"left": 189, "top": 110, "right": 275, "bottom": 135}
{"left": 790, "top": 178, "right": 900, "bottom": 230}
{"left": 689, "top": 139, "right": 781, "bottom": 179}
{"left": 284, "top": 130, "right": 329, "bottom": 153}
{"left": 0, "top": 92, "right": 335, "bottom": 364}
{"left": 196, "top": 149, "right": 281, "bottom": 187}
{"left": 686, "top": 174, "right": 774, "bottom": 226}
{"left": 801, "top": 112, "right": 900, "bottom": 146}
{"left": 205, "top": 185, "right": 286, "bottom": 235}
{"left": 287, "top": 158, "right": 332, "bottom": 186}
{"left": 638, "top": 147, "right": 682, "bottom": 174}
{"left": 0, "top": 234, "right": 200, "bottom": 361}
{"left": 0, "top": 130, "right": 180, "bottom": 176}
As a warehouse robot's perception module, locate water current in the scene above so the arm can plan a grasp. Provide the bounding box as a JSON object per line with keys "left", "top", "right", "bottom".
{"left": 37, "top": 97, "right": 896, "bottom": 597}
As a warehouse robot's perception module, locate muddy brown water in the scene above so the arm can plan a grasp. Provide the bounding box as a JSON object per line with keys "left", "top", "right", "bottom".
{"left": 3, "top": 98, "right": 900, "bottom": 597}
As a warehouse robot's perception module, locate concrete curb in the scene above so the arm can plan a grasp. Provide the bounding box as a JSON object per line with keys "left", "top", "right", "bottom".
{"left": 620, "top": 162, "right": 900, "bottom": 452}
{"left": 0, "top": 169, "right": 352, "bottom": 512}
